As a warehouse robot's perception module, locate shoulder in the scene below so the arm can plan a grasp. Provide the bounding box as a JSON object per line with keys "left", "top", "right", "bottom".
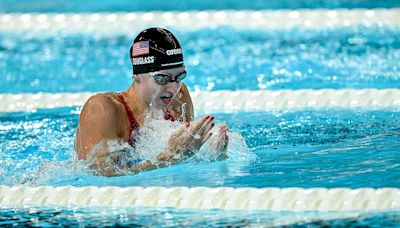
{"left": 80, "top": 93, "right": 121, "bottom": 121}
{"left": 75, "top": 93, "right": 124, "bottom": 159}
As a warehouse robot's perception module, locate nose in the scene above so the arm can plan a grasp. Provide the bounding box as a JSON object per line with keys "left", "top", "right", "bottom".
{"left": 164, "top": 81, "right": 181, "bottom": 94}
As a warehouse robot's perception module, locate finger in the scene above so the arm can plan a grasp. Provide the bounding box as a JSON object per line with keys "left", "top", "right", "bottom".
{"left": 218, "top": 138, "right": 228, "bottom": 152}
{"left": 191, "top": 115, "right": 213, "bottom": 136}
{"left": 221, "top": 125, "right": 228, "bottom": 132}
{"left": 223, "top": 133, "right": 229, "bottom": 148}
{"left": 201, "top": 132, "right": 212, "bottom": 145}
{"left": 222, "top": 139, "right": 229, "bottom": 151}
{"left": 219, "top": 123, "right": 228, "bottom": 130}
{"left": 190, "top": 116, "right": 209, "bottom": 135}
{"left": 217, "top": 124, "right": 225, "bottom": 133}
{"left": 218, "top": 127, "right": 226, "bottom": 139}
{"left": 200, "top": 122, "right": 215, "bottom": 138}
{"left": 197, "top": 116, "right": 214, "bottom": 136}
{"left": 216, "top": 131, "right": 228, "bottom": 148}
{"left": 202, "top": 123, "right": 215, "bottom": 140}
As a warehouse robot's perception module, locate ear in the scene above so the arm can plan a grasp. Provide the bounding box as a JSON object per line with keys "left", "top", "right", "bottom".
{"left": 133, "top": 74, "right": 140, "bottom": 83}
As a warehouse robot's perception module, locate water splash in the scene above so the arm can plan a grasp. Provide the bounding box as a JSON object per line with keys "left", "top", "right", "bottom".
{"left": 17, "top": 108, "right": 250, "bottom": 185}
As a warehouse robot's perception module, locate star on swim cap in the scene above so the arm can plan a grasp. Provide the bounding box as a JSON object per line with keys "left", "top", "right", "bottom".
{"left": 130, "top": 27, "right": 185, "bottom": 74}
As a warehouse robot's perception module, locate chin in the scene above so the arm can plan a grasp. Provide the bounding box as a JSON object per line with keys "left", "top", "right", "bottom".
{"left": 153, "top": 100, "right": 169, "bottom": 110}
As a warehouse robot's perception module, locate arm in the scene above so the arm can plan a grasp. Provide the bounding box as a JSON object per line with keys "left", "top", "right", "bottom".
{"left": 75, "top": 93, "right": 166, "bottom": 176}
{"left": 87, "top": 139, "right": 172, "bottom": 176}
{"left": 75, "top": 93, "right": 120, "bottom": 160}
{"left": 87, "top": 116, "right": 215, "bottom": 177}
{"left": 75, "top": 94, "right": 214, "bottom": 177}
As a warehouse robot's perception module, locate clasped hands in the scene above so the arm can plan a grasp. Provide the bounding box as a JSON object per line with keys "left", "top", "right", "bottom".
{"left": 157, "top": 115, "right": 229, "bottom": 164}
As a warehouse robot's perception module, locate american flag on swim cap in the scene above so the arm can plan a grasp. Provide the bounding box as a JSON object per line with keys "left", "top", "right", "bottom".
{"left": 131, "top": 41, "right": 149, "bottom": 57}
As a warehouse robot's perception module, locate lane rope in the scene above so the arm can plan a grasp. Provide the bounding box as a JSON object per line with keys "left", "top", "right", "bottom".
{"left": 1, "top": 89, "right": 399, "bottom": 113}
{"left": 0, "top": 9, "right": 399, "bottom": 33}
{"left": 0, "top": 186, "right": 399, "bottom": 211}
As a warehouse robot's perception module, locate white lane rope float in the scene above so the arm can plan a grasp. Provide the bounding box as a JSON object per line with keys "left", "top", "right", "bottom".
{"left": 0, "top": 9, "right": 399, "bottom": 33}
{"left": 0, "top": 89, "right": 399, "bottom": 113}
{"left": 0, "top": 186, "right": 398, "bottom": 211}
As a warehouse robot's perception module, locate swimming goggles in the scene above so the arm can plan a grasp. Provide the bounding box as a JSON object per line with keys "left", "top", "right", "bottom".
{"left": 149, "top": 71, "right": 187, "bottom": 85}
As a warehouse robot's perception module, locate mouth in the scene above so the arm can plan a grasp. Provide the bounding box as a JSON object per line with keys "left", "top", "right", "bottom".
{"left": 160, "top": 95, "right": 173, "bottom": 104}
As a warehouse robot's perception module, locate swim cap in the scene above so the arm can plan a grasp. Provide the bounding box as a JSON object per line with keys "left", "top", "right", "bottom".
{"left": 130, "top": 27, "right": 184, "bottom": 74}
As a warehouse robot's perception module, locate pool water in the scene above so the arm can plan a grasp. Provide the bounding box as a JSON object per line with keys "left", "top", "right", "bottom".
{"left": 1, "top": 107, "right": 399, "bottom": 188}
{"left": 1, "top": 26, "right": 399, "bottom": 93}
{"left": 1, "top": 206, "right": 399, "bottom": 227}
{"left": 1, "top": 0, "right": 400, "bottom": 12}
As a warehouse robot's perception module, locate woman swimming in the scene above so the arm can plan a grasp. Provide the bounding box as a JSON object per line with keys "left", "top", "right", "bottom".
{"left": 74, "top": 27, "right": 229, "bottom": 176}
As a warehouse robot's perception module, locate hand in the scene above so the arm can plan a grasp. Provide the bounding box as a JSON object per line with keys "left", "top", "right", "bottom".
{"left": 158, "top": 116, "right": 215, "bottom": 164}
{"left": 213, "top": 123, "right": 229, "bottom": 160}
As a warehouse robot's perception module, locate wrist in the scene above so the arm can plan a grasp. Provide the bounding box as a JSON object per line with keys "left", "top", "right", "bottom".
{"left": 157, "top": 149, "right": 172, "bottom": 161}
{"left": 156, "top": 149, "right": 181, "bottom": 166}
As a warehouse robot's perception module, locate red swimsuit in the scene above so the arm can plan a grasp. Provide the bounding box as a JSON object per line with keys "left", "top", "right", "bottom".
{"left": 116, "top": 94, "right": 140, "bottom": 147}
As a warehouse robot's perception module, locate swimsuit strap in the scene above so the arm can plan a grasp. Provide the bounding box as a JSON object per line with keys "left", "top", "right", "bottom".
{"left": 116, "top": 93, "right": 140, "bottom": 146}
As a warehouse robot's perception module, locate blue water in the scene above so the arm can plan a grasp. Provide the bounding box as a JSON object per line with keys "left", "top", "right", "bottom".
{"left": 1, "top": 26, "right": 399, "bottom": 93}
{"left": 1, "top": 207, "right": 399, "bottom": 227}
{"left": 1, "top": 107, "right": 399, "bottom": 188}
{"left": 0, "top": 0, "right": 400, "bottom": 12}
{"left": 1, "top": 108, "right": 400, "bottom": 226}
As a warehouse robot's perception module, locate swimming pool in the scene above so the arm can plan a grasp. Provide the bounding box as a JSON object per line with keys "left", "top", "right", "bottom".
{"left": 1, "top": 107, "right": 399, "bottom": 188}
{"left": 1, "top": 25, "right": 400, "bottom": 93}
{"left": 1, "top": 5, "right": 400, "bottom": 228}
{"left": 1, "top": 0, "right": 400, "bottom": 12}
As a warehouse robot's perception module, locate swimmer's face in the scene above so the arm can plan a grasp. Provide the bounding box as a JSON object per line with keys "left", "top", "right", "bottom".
{"left": 139, "top": 66, "right": 185, "bottom": 109}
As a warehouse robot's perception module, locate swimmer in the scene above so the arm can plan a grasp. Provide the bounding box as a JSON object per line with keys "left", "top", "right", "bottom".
{"left": 74, "top": 28, "right": 229, "bottom": 176}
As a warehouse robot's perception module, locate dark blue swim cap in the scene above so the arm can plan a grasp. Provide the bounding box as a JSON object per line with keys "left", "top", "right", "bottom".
{"left": 130, "top": 27, "right": 185, "bottom": 74}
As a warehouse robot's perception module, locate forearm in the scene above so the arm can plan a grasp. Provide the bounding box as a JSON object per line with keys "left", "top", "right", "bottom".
{"left": 91, "top": 148, "right": 176, "bottom": 177}
{"left": 88, "top": 128, "right": 199, "bottom": 177}
{"left": 127, "top": 158, "right": 170, "bottom": 174}
{"left": 128, "top": 148, "right": 189, "bottom": 174}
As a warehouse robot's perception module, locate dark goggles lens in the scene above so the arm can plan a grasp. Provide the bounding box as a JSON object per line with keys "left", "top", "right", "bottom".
{"left": 150, "top": 71, "right": 186, "bottom": 85}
